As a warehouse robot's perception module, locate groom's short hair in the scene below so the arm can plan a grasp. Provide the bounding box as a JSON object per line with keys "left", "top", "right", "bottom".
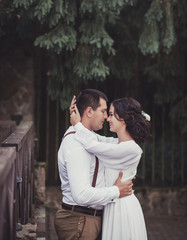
{"left": 76, "top": 89, "right": 108, "bottom": 117}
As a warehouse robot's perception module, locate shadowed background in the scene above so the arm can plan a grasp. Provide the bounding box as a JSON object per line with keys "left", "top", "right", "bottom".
{"left": 0, "top": 1, "right": 187, "bottom": 239}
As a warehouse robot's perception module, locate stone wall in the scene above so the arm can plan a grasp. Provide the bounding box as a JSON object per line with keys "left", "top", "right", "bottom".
{"left": 135, "top": 186, "right": 187, "bottom": 217}
{"left": 0, "top": 56, "right": 34, "bottom": 123}
{"left": 35, "top": 162, "right": 46, "bottom": 206}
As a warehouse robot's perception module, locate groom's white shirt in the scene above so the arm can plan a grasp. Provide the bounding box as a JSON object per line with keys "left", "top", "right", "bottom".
{"left": 58, "top": 125, "right": 119, "bottom": 210}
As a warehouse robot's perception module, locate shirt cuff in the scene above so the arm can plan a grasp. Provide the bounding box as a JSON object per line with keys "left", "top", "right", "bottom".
{"left": 108, "top": 185, "right": 120, "bottom": 200}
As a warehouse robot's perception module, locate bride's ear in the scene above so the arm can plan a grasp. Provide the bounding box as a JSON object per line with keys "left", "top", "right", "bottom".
{"left": 85, "top": 107, "right": 93, "bottom": 118}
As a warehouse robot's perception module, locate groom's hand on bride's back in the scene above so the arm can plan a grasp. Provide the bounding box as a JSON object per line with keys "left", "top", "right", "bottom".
{"left": 114, "top": 171, "right": 133, "bottom": 197}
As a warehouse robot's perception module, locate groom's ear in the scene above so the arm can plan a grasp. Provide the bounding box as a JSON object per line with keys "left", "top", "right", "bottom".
{"left": 85, "top": 107, "right": 93, "bottom": 118}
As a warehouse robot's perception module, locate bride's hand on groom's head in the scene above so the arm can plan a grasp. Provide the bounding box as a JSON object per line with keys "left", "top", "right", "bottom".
{"left": 69, "top": 95, "right": 76, "bottom": 115}
{"left": 69, "top": 95, "right": 81, "bottom": 125}
{"left": 70, "top": 105, "right": 81, "bottom": 126}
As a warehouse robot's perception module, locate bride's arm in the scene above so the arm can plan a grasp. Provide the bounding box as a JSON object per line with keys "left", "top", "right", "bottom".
{"left": 74, "top": 122, "right": 142, "bottom": 169}
{"left": 94, "top": 132, "right": 118, "bottom": 144}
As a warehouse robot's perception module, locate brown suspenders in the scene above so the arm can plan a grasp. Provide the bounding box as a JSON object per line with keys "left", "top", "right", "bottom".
{"left": 63, "top": 131, "right": 99, "bottom": 187}
{"left": 92, "top": 156, "right": 99, "bottom": 187}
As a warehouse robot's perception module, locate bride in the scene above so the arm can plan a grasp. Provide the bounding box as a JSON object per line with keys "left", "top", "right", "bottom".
{"left": 70, "top": 96, "right": 151, "bottom": 240}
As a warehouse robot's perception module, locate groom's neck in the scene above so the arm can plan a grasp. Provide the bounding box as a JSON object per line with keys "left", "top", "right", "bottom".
{"left": 81, "top": 117, "right": 93, "bottom": 131}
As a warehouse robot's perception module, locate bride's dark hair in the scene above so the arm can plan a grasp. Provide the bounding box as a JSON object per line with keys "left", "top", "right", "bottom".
{"left": 112, "top": 97, "right": 151, "bottom": 144}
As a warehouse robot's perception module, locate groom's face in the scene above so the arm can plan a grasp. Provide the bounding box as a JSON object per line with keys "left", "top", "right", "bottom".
{"left": 90, "top": 98, "right": 108, "bottom": 131}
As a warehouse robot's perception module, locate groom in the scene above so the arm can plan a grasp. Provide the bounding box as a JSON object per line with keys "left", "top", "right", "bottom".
{"left": 55, "top": 89, "right": 133, "bottom": 240}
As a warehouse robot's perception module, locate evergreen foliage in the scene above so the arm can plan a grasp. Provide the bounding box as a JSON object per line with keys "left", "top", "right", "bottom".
{"left": 138, "top": 0, "right": 177, "bottom": 54}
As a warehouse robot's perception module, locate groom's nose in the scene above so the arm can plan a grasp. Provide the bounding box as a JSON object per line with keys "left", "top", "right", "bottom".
{"left": 104, "top": 112, "right": 108, "bottom": 119}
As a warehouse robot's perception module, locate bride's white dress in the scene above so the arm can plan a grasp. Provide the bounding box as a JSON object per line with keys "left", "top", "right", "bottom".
{"left": 102, "top": 167, "right": 147, "bottom": 240}
{"left": 74, "top": 123, "right": 148, "bottom": 240}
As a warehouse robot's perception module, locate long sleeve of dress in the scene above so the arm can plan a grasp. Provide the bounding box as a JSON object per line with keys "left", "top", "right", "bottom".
{"left": 74, "top": 123, "right": 143, "bottom": 170}
{"left": 94, "top": 133, "right": 118, "bottom": 144}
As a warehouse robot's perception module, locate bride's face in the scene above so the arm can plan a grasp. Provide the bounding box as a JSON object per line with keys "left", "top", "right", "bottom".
{"left": 107, "top": 104, "right": 125, "bottom": 133}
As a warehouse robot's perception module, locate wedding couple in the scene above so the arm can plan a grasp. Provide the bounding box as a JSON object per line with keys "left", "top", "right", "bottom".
{"left": 55, "top": 89, "right": 151, "bottom": 240}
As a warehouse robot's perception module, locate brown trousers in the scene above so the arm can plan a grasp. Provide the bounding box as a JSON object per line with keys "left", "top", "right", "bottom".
{"left": 54, "top": 208, "right": 102, "bottom": 240}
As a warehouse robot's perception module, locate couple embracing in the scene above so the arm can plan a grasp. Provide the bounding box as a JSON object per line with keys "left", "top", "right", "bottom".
{"left": 55, "top": 89, "right": 151, "bottom": 240}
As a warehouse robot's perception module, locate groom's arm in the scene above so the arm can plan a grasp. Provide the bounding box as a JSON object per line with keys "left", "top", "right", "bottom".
{"left": 66, "top": 148, "right": 133, "bottom": 205}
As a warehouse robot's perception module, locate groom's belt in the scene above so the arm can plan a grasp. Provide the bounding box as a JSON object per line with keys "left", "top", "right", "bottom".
{"left": 62, "top": 202, "right": 103, "bottom": 216}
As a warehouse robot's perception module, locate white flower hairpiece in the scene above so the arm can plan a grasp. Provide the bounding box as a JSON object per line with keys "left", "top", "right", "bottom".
{"left": 142, "top": 111, "right": 151, "bottom": 121}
